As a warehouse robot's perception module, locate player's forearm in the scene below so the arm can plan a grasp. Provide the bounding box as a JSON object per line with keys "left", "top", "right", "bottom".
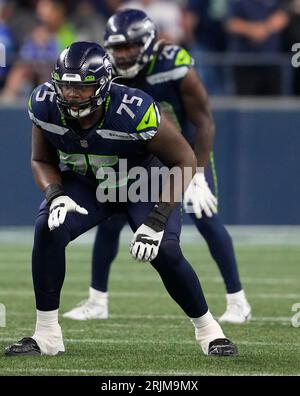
{"left": 180, "top": 69, "right": 215, "bottom": 167}
{"left": 148, "top": 127, "right": 197, "bottom": 206}
{"left": 159, "top": 153, "right": 197, "bottom": 208}
{"left": 144, "top": 154, "right": 196, "bottom": 233}
{"left": 193, "top": 121, "right": 215, "bottom": 168}
{"left": 31, "top": 159, "right": 62, "bottom": 192}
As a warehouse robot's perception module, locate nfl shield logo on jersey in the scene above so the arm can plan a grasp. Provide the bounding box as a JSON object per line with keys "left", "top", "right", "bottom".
{"left": 80, "top": 139, "right": 88, "bottom": 148}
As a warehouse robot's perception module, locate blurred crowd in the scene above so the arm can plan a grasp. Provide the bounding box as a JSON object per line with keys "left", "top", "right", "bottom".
{"left": 0, "top": 0, "right": 300, "bottom": 100}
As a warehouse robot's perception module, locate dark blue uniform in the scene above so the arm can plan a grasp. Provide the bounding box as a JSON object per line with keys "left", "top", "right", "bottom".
{"left": 92, "top": 44, "right": 242, "bottom": 294}
{"left": 29, "top": 81, "right": 160, "bottom": 177}
{"left": 29, "top": 81, "right": 208, "bottom": 316}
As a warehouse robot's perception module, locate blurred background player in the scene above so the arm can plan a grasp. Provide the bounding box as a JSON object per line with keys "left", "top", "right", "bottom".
{"left": 63, "top": 9, "right": 251, "bottom": 324}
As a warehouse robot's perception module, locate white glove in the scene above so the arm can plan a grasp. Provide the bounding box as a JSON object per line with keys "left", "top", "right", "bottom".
{"left": 48, "top": 195, "right": 88, "bottom": 231}
{"left": 183, "top": 171, "right": 218, "bottom": 219}
{"left": 130, "top": 224, "right": 164, "bottom": 262}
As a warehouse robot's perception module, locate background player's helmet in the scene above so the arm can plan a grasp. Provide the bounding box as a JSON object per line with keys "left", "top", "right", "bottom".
{"left": 52, "top": 41, "right": 112, "bottom": 118}
{"left": 104, "top": 8, "right": 157, "bottom": 78}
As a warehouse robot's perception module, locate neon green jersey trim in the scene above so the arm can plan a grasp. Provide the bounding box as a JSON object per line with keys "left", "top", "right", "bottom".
{"left": 209, "top": 151, "right": 219, "bottom": 201}
{"left": 97, "top": 95, "right": 111, "bottom": 129}
{"left": 28, "top": 92, "right": 33, "bottom": 111}
{"left": 146, "top": 54, "right": 158, "bottom": 76}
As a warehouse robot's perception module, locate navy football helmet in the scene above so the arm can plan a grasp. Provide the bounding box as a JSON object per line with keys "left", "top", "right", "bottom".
{"left": 104, "top": 9, "right": 157, "bottom": 78}
{"left": 52, "top": 41, "right": 112, "bottom": 118}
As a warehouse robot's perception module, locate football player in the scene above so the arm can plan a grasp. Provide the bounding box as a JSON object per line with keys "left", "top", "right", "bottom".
{"left": 63, "top": 9, "right": 251, "bottom": 324}
{"left": 5, "top": 42, "right": 237, "bottom": 357}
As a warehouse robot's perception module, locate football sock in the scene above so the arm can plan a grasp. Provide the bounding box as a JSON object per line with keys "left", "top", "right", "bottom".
{"left": 35, "top": 309, "right": 59, "bottom": 329}
{"left": 226, "top": 289, "right": 247, "bottom": 302}
{"left": 32, "top": 309, "right": 65, "bottom": 355}
{"left": 89, "top": 287, "right": 108, "bottom": 303}
{"left": 190, "top": 310, "right": 216, "bottom": 328}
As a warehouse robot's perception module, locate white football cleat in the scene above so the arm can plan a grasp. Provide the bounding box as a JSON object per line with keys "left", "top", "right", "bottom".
{"left": 219, "top": 290, "right": 251, "bottom": 324}
{"left": 63, "top": 298, "right": 108, "bottom": 320}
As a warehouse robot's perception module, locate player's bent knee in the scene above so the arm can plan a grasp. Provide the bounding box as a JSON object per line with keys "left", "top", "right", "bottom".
{"left": 34, "top": 213, "right": 71, "bottom": 249}
{"left": 152, "top": 239, "right": 183, "bottom": 267}
{"left": 196, "top": 215, "right": 233, "bottom": 242}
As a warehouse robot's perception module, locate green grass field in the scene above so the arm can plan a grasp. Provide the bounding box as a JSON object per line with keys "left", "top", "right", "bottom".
{"left": 0, "top": 239, "right": 299, "bottom": 376}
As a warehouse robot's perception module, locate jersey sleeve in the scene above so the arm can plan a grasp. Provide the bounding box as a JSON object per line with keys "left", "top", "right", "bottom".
{"left": 109, "top": 84, "right": 161, "bottom": 142}
{"left": 28, "top": 82, "right": 56, "bottom": 128}
{"left": 133, "top": 90, "right": 161, "bottom": 141}
{"left": 147, "top": 45, "right": 194, "bottom": 85}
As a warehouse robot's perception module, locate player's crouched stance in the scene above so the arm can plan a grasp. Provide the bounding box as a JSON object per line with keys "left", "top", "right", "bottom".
{"left": 5, "top": 42, "right": 238, "bottom": 358}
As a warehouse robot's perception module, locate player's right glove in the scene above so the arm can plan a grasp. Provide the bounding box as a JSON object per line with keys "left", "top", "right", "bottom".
{"left": 129, "top": 202, "right": 172, "bottom": 262}
{"left": 183, "top": 170, "right": 218, "bottom": 218}
{"left": 48, "top": 196, "right": 88, "bottom": 231}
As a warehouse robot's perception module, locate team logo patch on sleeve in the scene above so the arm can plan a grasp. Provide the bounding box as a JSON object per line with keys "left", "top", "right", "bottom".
{"left": 136, "top": 103, "right": 158, "bottom": 131}
{"left": 175, "top": 48, "right": 192, "bottom": 67}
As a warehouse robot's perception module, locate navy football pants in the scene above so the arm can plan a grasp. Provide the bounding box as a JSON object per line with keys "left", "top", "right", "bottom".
{"left": 32, "top": 171, "right": 208, "bottom": 317}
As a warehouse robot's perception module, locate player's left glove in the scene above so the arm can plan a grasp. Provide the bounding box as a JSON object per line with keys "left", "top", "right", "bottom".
{"left": 130, "top": 203, "right": 172, "bottom": 262}
{"left": 183, "top": 170, "right": 218, "bottom": 219}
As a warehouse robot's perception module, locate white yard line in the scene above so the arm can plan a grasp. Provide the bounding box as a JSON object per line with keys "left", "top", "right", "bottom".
{"left": 0, "top": 337, "right": 298, "bottom": 347}
{"left": 0, "top": 367, "right": 295, "bottom": 376}
{"left": 0, "top": 290, "right": 298, "bottom": 299}
{"left": 1, "top": 226, "right": 300, "bottom": 246}
{"left": 1, "top": 312, "right": 295, "bottom": 323}
{"left": 0, "top": 316, "right": 294, "bottom": 334}
{"left": 1, "top": 272, "right": 299, "bottom": 286}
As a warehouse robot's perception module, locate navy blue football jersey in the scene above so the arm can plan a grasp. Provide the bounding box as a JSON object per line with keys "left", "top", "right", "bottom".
{"left": 28, "top": 82, "right": 160, "bottom": 186}
{"left": 116, "top": 44, "right": 195, "bottom": 144}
